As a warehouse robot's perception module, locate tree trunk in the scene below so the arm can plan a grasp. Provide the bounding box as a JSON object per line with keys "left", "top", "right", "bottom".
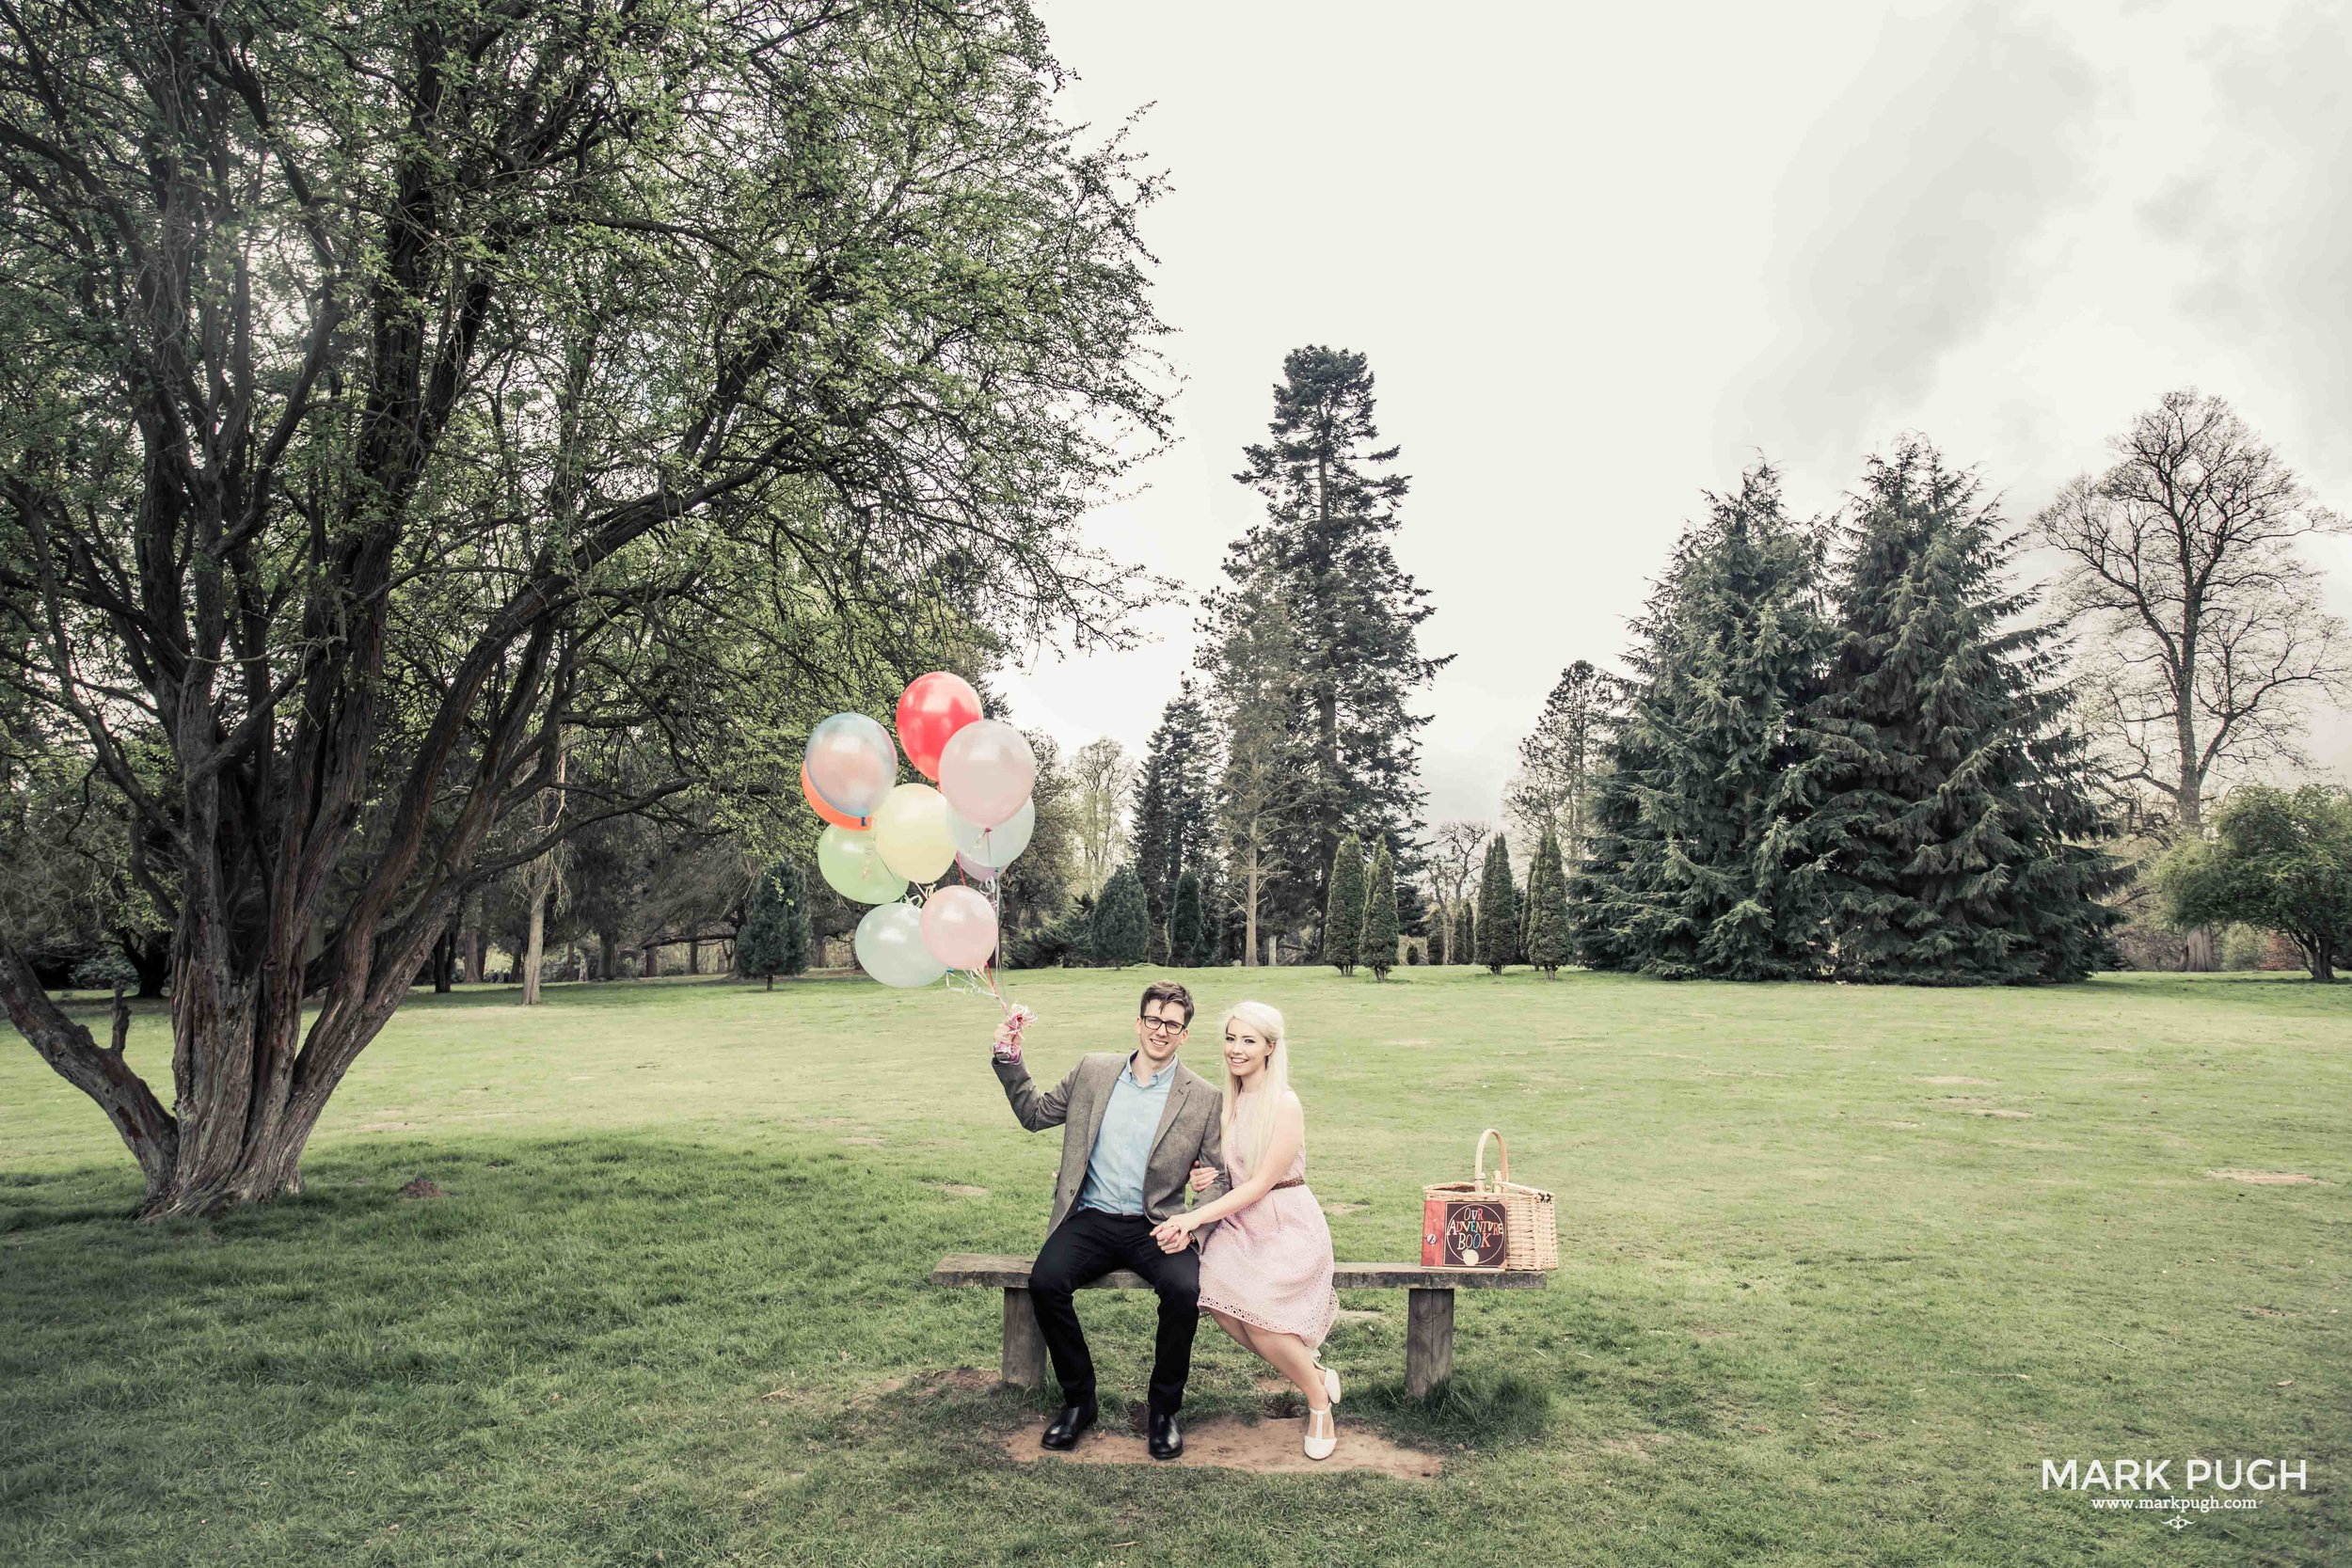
{"left": 431, "top": 926, "right": 456, "bottom": 993}
{"left": 2183, "top": 927, "right": 2217, "bottom": 973}
{"left": 464, "top": 927, "right": 484, "bottom": 986}
{"left": 598, "top": 932, "right": 617, "bottom": 980}
{"left": 519, "top": 736, "right": 567, "bottom": 1006}
{"left": 1242, "top": 846, "right": 1261, "bottom": 968}
{"left": 123, "top": 932, "right": 171, "bottom": 1000}
{"left": 642, "top": 943, "right": 660, "bottom": 978}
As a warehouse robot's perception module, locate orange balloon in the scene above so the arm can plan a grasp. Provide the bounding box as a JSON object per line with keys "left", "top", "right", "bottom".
{"left": 803, "top": 762, "right": 869, "bottom": 830}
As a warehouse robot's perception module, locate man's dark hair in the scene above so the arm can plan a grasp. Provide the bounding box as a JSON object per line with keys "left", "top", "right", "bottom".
{"left": 1138, "top": 980, "right": 1195, "bottom": 1027}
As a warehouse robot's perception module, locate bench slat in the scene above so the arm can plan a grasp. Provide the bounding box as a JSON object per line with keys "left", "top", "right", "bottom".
{"left": 930, "top": 1252, "right": 1547, "bottom": 1291}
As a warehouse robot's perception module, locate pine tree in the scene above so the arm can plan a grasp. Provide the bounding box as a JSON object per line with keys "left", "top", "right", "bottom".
{"left": 1170, "top": 869, "right": 1206, "bottom": 969}
{"left": 1129, "top": 682, "right": 1216, "bottom": 961}
{"left": 1505, "top": 660, "right": 1602, "bottom": 866}
{"left": 1577, "top": 465, "right": 1836, "bottom": 980}
{"left": 1475, "top": 836, "right": 1517, "bottom": 974}
{"left": 1212, "top": 347, "right": 1449, "bottom": 939}
{"left": 1454, "top": 901, "right": 1476, "bottom": 965}
{"left": 1324, "top": 833, "right": 1366, "bottom": 974}
{"left": 1525, "top": 829, "right": 1571, "bottom": 977}
{"left": 1813, "top": 440, "right": 2123, "bottom": 982}
{"left": 1361, "top": 838, "right": 1402, "bottom": 978}
{"left": 1089, "top": 867, "right": 1151, "bottom": 968}
{"left": 737, "top": 859, "right": 810, "bottom": 990}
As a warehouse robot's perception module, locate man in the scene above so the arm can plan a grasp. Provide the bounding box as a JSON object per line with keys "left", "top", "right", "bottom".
{"left": 991, "top": 980, "right": 1229, "bottom": 1460}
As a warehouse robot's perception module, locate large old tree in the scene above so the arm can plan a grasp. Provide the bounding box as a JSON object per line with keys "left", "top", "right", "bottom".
{"left": 0, "top": 0, "right": 1167, "bottom": 1216}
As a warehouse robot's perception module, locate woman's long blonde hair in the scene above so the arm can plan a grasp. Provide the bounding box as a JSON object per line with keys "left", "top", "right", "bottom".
{"left": 1218, "top": 1001, "right": 1292, "bottom": 1176}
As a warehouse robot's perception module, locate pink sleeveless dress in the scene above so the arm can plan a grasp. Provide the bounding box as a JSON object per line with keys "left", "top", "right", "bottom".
{"left": 1197, "top": 1133, "right": 1339, "bottom": 1347}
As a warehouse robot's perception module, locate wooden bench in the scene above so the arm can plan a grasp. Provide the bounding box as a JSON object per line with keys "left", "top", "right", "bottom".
{"left": 930, "top": 1252, "right": 1547, "bottom": 1398}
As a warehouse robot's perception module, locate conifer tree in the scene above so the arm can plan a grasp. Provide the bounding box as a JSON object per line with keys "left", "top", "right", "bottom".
{"left": 737, "top": 859, "right": 811, "bottom": 990}
{"left": 1211, "top": 348, "right": 1449, "bottom": 936}
{"left": 1129, "top": 682, "right": 1216, "bottom": 961}
{"left": 1170, "top": 869, "right": 1207, "bottom": 969}
{"left": 1454, "top": 901, "right": 1477, "bottom": 965}
{"left": 1577, "top": 465, "right": 1836, "bottom": 980}
{"left": 1475, "top": 836, "right": 1518, "bottom": 974}
{"left": 1813, "top": 440, "right": 2122, "bottom": 982}
{"left": 1324, "top": 833, "right": 1367, "bottom": 974}
{"left": 1089, "top": 867, "right": 1151, "bottom": 968}
{"left": 1525, "top": 829, "right": 1572, "bottom": 977}
{"left": 1361, "top": 839, "right": 1402, "bottom": 978}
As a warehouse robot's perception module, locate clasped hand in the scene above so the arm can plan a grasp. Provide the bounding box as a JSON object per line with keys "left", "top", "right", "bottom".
{"left": 1149, "top": 1212, "right": 1198, "bottom": 1252}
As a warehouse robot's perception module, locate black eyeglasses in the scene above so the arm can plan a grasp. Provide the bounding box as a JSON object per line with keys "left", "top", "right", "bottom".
{"left": 1138, "top": 1015, "right": 1188, "bottom": 1035}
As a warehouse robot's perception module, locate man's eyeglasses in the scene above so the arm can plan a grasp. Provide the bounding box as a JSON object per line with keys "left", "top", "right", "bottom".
{"left": 1138, "top": 1015, "right": 1188, "bottom": 1035}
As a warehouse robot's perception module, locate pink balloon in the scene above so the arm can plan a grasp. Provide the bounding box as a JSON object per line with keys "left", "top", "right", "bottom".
{"left": 956, "top": 850, "right": 1002, "bottom": 883}
{"left": 937, "top": 720, "right": 1035, "bottom": 830}
{"left": 920, "top": 884, "right": 999, "bottom": 970}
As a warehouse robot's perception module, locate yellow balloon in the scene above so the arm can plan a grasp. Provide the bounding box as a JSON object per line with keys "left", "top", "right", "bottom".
{"left": 870, "top": 783, "right": 957, "bottom": 883}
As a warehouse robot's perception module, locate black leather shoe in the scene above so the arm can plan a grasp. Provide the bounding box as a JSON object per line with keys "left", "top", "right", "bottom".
{"left": 1147, "top": 1409, "right": 1183, "bottom": 1461}
{"left": 1041, "top": 1402, "right": 1096, "bottom": 1450}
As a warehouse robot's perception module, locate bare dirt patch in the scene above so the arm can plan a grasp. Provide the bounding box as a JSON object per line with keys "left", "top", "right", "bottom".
{"left": 1934, "top": 1099, "right": 2032, "bottom": 1118}
{"left": 1918, "top": 1076, "right": 1996, "bottom": 1085}
{"left": 396, "top": 1177, "right": 446, "bottom": 1199}
{"left": 1885, "top": 1120, "right": 1924, "bottom": 1130}
{"left": 2208, "top": 1170, "right": 2320, "bottom": 1186}
{"left": 1601, "top": 1432, "right": 1670, "bottom": 1460}
{"left": 1323, "top": 1202, "right": 1368, "bottom": 1217}
{"left": 931, "top": 1183, "right": 989, "bottom": 1198}
{"left": 1962, "top": 1108, "right": 2033, "bottom": 1119}
{"left": 1335, "top": 1307, "right": 1386, "bottom": 1324}
{"left": 999, "top": 1414, "right": 1440, "bottom": 1478}
{"left": 840, "top": 1136, "right": 883, "bottom": 1147}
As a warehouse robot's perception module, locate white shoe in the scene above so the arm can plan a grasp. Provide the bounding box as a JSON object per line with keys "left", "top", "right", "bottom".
{"left": 1303, "top": 1403, "right": 1337, "bottom": 1461}
{"left": 1317, "top": 1361, "right": 1342, "bottom": 1407}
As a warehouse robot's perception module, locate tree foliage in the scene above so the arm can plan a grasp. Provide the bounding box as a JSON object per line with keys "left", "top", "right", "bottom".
{"left": 1359, "top": 838, "right": 1401, "bottom": 979}
{"left": 0, "top": 0, "right": 1171, "bottom": 1215}
{"left": 1524, "top": 829, "right": 1571, "bottom": 977}
{"left": 1811, "top": 442, "right": 2122, "bottom": 983}
{"left": 1169, "top": 868, "right": 1207, "bottom": 969}
{"left": 1210, "top": 347, "right": 1447, "bottom": 937}
{"left": 1089, "top": 867, "right": 1151, "bottom": 969}
{"left": 1575, "top": 466, "right": 1835, "bottom": 980}
{"left": 1475, "top": 836, "right": 1517, "bottom": 974}
{"left": 737, "top": 859, "right": 810, "bottom": 990}
{"left": 1323, "top": 833, "right": 1366, "bottom": 975}
{"left": 2162, "top": 785, "right": 2351, "bottom": 982}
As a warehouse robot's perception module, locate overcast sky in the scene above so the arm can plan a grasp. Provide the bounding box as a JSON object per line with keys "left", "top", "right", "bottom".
{"left": 1002, "top": 0, "right": 2352, "bottom": 824}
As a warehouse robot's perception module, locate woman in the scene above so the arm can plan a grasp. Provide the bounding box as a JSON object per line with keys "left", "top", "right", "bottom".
{"left": 1150, "top": 1001, "right": 1342, "bottom": 1459}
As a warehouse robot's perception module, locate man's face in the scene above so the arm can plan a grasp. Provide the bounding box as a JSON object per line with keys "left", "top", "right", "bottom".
{"left": 1135, "top": 1001, "right": 1190, "bottom": 1066}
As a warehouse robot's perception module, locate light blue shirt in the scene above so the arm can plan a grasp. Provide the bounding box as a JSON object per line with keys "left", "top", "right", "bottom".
{"left": 1074, "top": 1052, "right": 1175, "bottom": 1216}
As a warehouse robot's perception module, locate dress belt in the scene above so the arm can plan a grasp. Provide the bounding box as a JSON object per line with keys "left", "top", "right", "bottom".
{"left": 1268, "top": 1177, "right": 1305, "bottom": 1190}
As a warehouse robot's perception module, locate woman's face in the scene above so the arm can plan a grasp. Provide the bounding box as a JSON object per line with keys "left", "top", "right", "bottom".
{"left": 1222, "top": 1020, "right": 1274, "bottom": 1083}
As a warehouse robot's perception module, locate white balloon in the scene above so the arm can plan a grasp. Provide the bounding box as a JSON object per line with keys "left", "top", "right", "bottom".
{"left": 853, "top": 902, "right": 946, "bottom": 989}
{"left": 949, "top": 796, "right": 1034, "bottom": 870}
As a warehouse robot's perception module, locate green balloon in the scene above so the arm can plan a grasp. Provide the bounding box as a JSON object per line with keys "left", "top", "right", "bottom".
{"left": 818, "top": 825, "right": 908, "bottom": 905}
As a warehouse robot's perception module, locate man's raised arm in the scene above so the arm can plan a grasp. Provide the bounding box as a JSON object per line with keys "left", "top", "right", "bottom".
{"left": 991, "top": 1011, "right": 1073, "bottom": 1132}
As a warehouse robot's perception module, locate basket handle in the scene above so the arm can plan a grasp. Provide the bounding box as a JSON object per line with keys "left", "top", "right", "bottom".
{"left": 1473, "top": 1128, "right": 1509, "bottom": 1189}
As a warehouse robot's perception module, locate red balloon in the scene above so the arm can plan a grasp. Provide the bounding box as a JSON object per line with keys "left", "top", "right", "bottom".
{"left": 803, "top": 762, "right": 868, "bottom": 830}
{"left": 895, "top": 672, "right": 983, "bottom": 782}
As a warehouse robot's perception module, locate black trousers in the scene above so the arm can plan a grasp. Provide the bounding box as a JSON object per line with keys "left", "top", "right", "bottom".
{"left": 1027, "top": 1208, "right": 1200, "bottom": 1415}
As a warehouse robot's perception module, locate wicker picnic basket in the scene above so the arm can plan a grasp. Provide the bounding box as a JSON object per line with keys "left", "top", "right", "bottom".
{"left": 1421, "top": 1128, "right": 1558, "bottom": 1271}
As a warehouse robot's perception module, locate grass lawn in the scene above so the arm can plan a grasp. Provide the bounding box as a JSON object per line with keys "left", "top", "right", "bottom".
{"left": 2, "top": 966, "right": 2345, "bottom": 1566}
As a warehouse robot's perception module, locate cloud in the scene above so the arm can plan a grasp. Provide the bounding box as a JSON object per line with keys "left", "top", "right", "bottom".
{"left": 2143, "top": 8, "right": 2352, "bottom": 443}
{"left": 1723, "top": 4, "right": 2100, "bottom": 465}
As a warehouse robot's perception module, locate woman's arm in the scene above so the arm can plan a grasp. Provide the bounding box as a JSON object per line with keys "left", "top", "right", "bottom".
{"left": 1158, "top": 1094, "right": 1302, "bottom": 1232}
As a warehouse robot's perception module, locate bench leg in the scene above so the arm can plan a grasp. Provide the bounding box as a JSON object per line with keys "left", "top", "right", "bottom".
{"left": 1001, "top": 1286, "right": 1048, "bottom": 1389}
{"left": 1405, "top": 1287, "right": 1454, "bottom": 1398}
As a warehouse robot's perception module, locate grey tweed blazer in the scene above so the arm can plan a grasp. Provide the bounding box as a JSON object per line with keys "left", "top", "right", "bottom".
{"left": 994, "top": 1051, "right": 1231, "bottom": 1240}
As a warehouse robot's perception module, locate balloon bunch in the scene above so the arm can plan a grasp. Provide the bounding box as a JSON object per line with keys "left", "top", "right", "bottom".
{"left": 803, "top": 673, "right": 1037, "bottom": 1013}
